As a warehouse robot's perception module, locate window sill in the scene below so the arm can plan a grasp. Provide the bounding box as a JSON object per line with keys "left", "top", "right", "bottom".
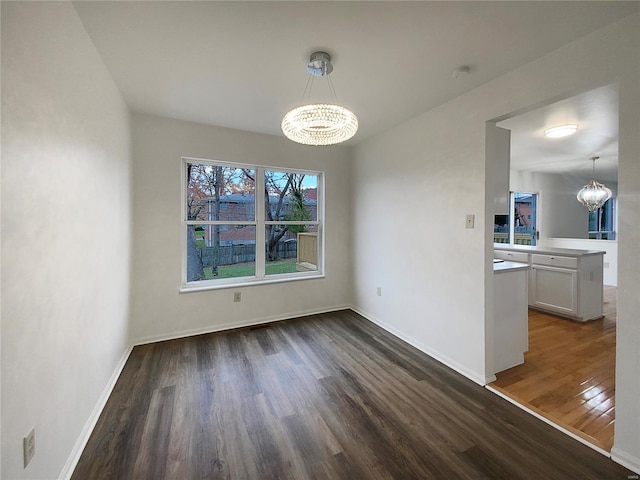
{"left": 179, "top": 272, "right": 325, "bottom": 294}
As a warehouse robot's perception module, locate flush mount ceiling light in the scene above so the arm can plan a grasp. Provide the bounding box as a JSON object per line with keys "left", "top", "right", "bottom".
{"left": 281, "top": 51, "right": 358, "bottom": 146}
{"left": 544, "top": 124, "right": 578, "bottom": 138}
{"left": 576, "top": 156, "right": 612, "bottom": 211}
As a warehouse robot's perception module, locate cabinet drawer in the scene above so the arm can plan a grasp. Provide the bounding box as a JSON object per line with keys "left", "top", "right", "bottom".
{"left": 531, "top": 254, "right": 578, "bottom": 269}
{"left": 494, "top": 250, "right": 529, "bottom": 263}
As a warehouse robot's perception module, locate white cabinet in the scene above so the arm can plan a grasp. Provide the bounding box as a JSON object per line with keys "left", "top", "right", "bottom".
{"left": 494, "top": 245, "right": 604, "bottom": 322}
{"left": 493, "top": 263, "right": 529, "bottom": 374}
{"left": 494, "top": 250, "right": 529, "bottom": 263}
{"left": 530, "top": 264, "right": 578, "bottom": 317}
{"left": 531, "top": 253, "right": 578, "bottom": 269}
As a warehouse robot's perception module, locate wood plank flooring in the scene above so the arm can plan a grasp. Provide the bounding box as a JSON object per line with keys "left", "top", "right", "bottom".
{"left": 491, "top": 286, "right": 617, "bottom": 452}
{"left": 72, "top": 309, "right": 631, "bottom": 479}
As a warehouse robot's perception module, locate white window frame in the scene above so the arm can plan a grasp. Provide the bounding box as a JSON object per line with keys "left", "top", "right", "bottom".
{"left": 180, "top": 157, "right": 324, "bottom": 292}
{"left": 588, "top": 197, "right": 616, "bottom": 240}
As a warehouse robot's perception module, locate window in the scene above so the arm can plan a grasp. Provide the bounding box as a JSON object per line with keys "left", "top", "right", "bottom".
{"left": 588, "top": 198, "right": 615, "bottom": 240}
{"left": 493, "top": 192, "right": 538, "bottom": 246}
{"left": 182, "top": 158, "right": 322, "bottom": 290}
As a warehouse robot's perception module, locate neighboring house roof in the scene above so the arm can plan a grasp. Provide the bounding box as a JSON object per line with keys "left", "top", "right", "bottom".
{"left": 203, "top": 193, "right": 317, "bottom": 206}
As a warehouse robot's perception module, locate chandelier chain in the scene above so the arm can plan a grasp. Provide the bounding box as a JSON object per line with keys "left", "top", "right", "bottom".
{"left": 300, "top": 74, "right": 314, "bottom": 103}
{"left": 326, "top": 74, "right": 339, "bottom": 103}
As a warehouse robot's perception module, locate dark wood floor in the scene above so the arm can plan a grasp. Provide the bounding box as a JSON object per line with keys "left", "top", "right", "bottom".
{"left": 72, "top": 310, "right": 632, "bottom": 479}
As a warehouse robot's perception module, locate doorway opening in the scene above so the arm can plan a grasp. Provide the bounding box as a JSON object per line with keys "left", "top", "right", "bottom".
{"left": 487, "top": 84, "right": 619, "bottom": 454}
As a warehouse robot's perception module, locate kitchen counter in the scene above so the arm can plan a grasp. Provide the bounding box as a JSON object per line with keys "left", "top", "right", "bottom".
{"left": 494, "top": 244, "right": 604, "bottom": 257}
{"left": 493, "top": 259, "right": 530, "bottom": 273}
{"left": 494, "top": 244, "right": 604, "bottom": 322}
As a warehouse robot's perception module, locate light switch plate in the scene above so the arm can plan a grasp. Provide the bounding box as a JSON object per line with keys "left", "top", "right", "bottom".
{"left": 24, "top": 428, "right": 35, "bottom": 467}
{"left": 465, "top": 214, "right": 475, "bottom": 229}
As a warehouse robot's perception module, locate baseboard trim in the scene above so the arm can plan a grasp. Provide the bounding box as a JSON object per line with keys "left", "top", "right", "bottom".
{"left": 350, "top": 306, "right": 487, "bottom": 386}
{"left": 611, "top": 447, "right": 640, "bottom": 474}
{"left": 133, "top": 305, "right": 352, "bottom": 346}
{"left": 59, "top": 344, "right": 133, "bottom": 480}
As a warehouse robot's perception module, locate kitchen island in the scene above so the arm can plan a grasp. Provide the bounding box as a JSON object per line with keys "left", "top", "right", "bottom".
{"left": 493, "top": 260, "right": 530, "bottom": 374}
{"left": 494, "top": 244, "right": 604, "bottom": 322}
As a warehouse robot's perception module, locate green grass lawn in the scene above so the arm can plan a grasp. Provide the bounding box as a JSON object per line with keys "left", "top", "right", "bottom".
{"left": 194, "top": 230, "right": 205, "bottom": 249}
{"left": 204, "top": 259, "right": 297, "bottom": 279}
{"left": 265, "top": 260, "right": 297, "bottom": 275}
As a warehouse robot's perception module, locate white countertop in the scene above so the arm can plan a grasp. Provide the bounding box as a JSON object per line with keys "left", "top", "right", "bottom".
{"left": 494, "top": 244, "right": 605, "bottom": 257}
{"left": 493, "top": 260, "right": 530, "bottom": 273}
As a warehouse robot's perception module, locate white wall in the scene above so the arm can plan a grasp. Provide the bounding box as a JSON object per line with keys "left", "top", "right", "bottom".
{"left": 512, "top": 171, "right": 586, "bottom": 239}
{"left": 613, "top": 12, "right": 640, "bottom": 471}
{"left": 511, "top": 170, "right": 619, "bottom": 240}
{"left": 352, "top": 11, "right": 640, "bottom": 471}
{"left": 1, "top": 3, "right": 132, "bottom": 479}
{"left": 352, "top": 104, "right": 488, "bottom": 384}
{"left": 130, "top": 113, "right": 352, "bottom": 343}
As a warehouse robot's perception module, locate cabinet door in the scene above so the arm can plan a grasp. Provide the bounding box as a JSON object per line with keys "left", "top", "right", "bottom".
{"left": 530, "top": 265, "right": 578, "bottom": 316}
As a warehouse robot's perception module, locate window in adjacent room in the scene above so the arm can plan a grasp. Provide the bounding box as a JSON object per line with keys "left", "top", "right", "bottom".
{"left": 588, "top": 198, "right": 615, "bottom": 240}
{"left": 182, "top": 158, "right": 323, "bottom": 290}
{"left": 493, "top": 192, "right": 538, "bottom": 246}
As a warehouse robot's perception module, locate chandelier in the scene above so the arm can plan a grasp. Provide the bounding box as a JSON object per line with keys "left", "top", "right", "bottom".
{"left": 282, "top": 51, "right": 358, "bottom": 146}
{"left": 576, "top": 156, "right": 612, "bottom": 211}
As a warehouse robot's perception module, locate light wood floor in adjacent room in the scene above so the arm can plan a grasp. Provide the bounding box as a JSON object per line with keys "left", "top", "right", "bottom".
{"left": 491, "top": 286, "right": 617, "bottom": 452}
{"left": 72, "top": 309, "right": 630, "bottom": 479}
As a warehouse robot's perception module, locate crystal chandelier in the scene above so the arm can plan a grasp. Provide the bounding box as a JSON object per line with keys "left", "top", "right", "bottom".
{"left": 576, "top": 156, "right": 612, "bottom": 211}
{"left": 282, "top": 52, "right": 358, "bottom": 146}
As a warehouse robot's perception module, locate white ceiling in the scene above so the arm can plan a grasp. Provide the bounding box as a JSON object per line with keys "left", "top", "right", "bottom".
{"left": 499, "top": 84, "right": 619, "bottom": 182}
{"left": 73, "top": 1, "right": 636, "bottom": 163}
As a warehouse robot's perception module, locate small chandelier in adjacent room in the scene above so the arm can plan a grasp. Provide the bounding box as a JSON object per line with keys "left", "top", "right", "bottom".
{"left": 576, "top": 156, "right": 612, "bottom": 211}
{"left": 281, "top": 51, "right": 358, "bottom": 146}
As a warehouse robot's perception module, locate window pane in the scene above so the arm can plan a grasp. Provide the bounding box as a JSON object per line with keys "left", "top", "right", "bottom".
{"left": 265, "top": 224, "right": 318, "bottom": 275}
{"left": 187, "top": 164, "right": 255, "bottom": 221}
{"left": 264, "top": 171, "right": 318, "bottom": 222}
{"left": 588, "top": 211, "right": 598, "bottom": 232}
{"left": 588, "top": 199, "right": 615, "bottom": 240}
{"left": 493, "top": 215, "right": 509, "bottom": 244}
{"left": 186, "top": 224, "right": 255, "bottom": 282}
{"left": 601, "top": 199, "right": 614, "bottom": 232}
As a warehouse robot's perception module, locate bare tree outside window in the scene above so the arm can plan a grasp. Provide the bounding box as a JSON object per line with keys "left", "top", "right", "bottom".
{"left": 186, "top": 164, "right": 255, "bottom": 282}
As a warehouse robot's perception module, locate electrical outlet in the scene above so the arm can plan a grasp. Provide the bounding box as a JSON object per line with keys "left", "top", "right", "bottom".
{"left": 24, "top": 428, "right": 35, "bottom": 467}
{"left": 233, "top": 291, "right": 241, "bottom": 302}
{"left": 376, "top": 286, "right": 382, "bottom": 296}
